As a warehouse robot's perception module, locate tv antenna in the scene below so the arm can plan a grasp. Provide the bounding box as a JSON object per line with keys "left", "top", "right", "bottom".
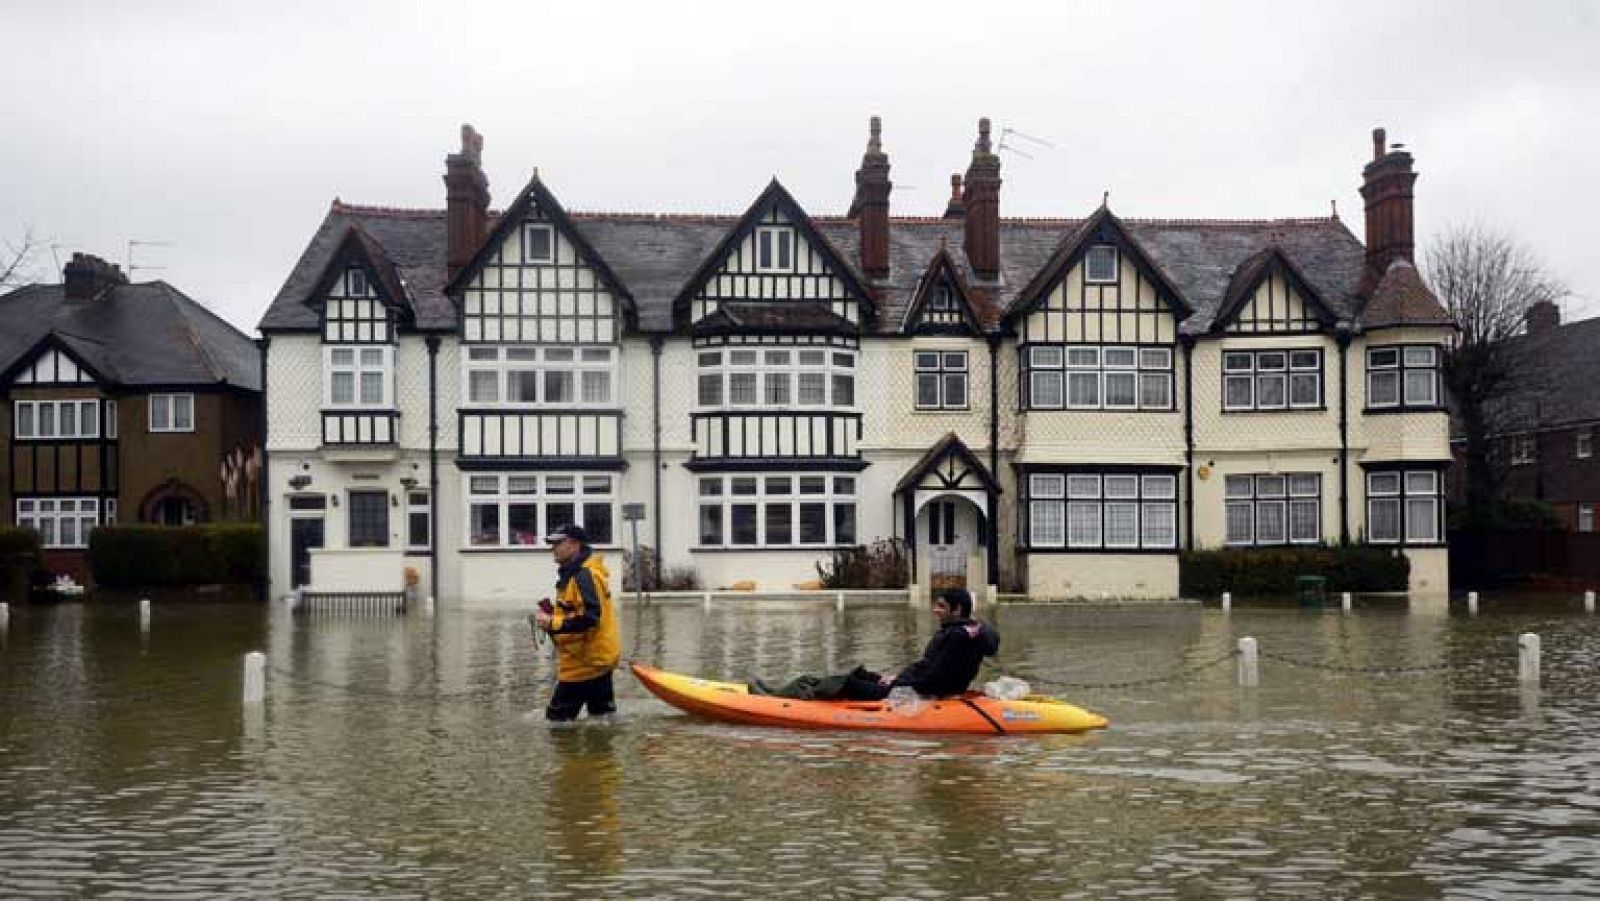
{"left": 997, "top": 126, "right": 1056, "bottom": 160}
{"left": 48, "top": 241, "right": 80, "bottom": 274}
{"left": 127, "top": 239, "right": 174, "bottom": 278}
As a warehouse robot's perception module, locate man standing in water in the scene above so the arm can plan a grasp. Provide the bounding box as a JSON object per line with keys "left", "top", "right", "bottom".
{"left": 532, "top": 524, "right": 621, "bottom": 720}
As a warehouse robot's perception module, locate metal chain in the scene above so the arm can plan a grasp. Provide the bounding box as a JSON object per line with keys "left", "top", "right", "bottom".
{"left": 1255, "top": 650, "right": 1454, "bottom": 676}
{"left": 987, "top": 647, "right": 1241, "bottom": 690}
{"left": 265, "top": 664, "right": 547, "bottom": 700}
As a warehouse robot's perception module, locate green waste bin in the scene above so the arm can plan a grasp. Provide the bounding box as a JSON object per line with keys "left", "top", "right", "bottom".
{"left": 1297, "top": 575, "right": 1327, "bottom": 607}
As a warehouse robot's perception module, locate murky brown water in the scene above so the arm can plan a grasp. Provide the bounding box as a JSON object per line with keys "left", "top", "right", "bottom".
{"left": 3, "top": 595, "right": 1599, "bottom": 899}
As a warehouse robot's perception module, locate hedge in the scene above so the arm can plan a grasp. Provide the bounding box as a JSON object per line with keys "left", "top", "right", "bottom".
{"left": 1180, "top": 546, "right": 1410, "bottom": 598}
{"left": 90, "top": 525, "right": 264, "bottom": 588}
{"left": 0, "top": 526, "right": 42, "bottom": 601}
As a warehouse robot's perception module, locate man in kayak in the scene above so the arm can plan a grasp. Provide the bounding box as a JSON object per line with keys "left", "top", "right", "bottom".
{"left": 752, "top": 588, "right": 1000, "bottom": 700}
{"left": 531, "top": 524, "right": 621, "bottom": 720}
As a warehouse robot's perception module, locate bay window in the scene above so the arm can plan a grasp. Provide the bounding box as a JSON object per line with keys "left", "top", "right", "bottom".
{"left": 463, "top": 345, "right": 615, "bottom": 407}
{"left": 1025, "top": 470, "right": 1177, "bottom": 550}
{"left": 1367, "top": 345, "right": 1440, "bottom": 409}
{"left": 466, "top": 473, "right": 616, "bottom": 547}
{"left": 697, "top": 347, "right": 855, "bottom": 410}
{"left": 696, "top": 474, "right": 856, "bottom": 548}
{"left": 1367, "top": 469, "right": 1442, "bottom": 545}
{"left": 16, "top": 497, "right": 101, "bottom": 549}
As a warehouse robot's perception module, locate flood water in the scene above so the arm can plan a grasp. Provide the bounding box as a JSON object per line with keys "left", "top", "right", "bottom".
{"left": 3, "top": 595, "right": 1599, "bottom": 899}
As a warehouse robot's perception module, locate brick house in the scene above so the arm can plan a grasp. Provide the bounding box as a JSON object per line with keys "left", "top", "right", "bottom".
{"left": 0, "top": 254, "right": 263, "bottom": 580}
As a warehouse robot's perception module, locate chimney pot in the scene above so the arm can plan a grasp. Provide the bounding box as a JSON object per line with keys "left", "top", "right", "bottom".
{"left": 963, "top": 118, "right": 1002, "bottom": 279}
{"left": 944, "top": 173, "right": 966, "bottom": 219}
{"left": 1527, "top": 300, "right": 1561, "bottom": 336}
{"left": 445, "top": 123, "right": 491, "bottom": 281}
{"left": 1360, "top": 126, "right": 1418, "bottom": 277}
{"left": 1372, "top": 127, "right": 1386, "bottom": 161}
{"left": 849, "top": 117, "right": 892, "bottom": 279}
{"left": 62, "top": 252, "right": 128, "bottom": 302}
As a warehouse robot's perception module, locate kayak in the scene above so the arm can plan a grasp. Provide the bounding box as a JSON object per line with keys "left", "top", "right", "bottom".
{"left": 630, "top": 663, "right": 1109, "bottom": 735}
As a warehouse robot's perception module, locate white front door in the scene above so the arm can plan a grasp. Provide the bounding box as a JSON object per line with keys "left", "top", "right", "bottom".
{"left": 924, "top": 499, "right": 973, "bottom": 586}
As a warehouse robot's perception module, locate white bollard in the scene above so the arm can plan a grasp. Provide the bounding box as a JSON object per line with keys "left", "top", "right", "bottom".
{"left": 1341, "top": 591, "right": 1353, "bottom": 613}
{"left": 1518, "top": 632, "right": 1541, "bottom": 686}
{"left": 1221, "top": 591, "right": 1232, "bottom": 612}
{"left": 242, "top": 651, "right": 266, "bottom": 704}
{"left": 986, "top": 584, "right": 998, "bottom": 609}
{"left": 139, "top": 599, "right": 151, "bottom": 631}
{"left": 0, "top": 601, "right": 9, "bottom": 627}
{"left": 1467, "top": 591, "right": 1479, "bottom": 615}
{"left": 1237, "top": 636, "right": 1259, "bottom": 687}
{"left": 834, "top": 591, "right": 845, "bottom": 613}
{"left": 424, "top": 595, "right": 435, "bottom": 617}
{"left": 702, "top": 591, "right": 713, "bottom": 613}
{"left": 1585, "top": 590, "right": 1595, "bottom": 614}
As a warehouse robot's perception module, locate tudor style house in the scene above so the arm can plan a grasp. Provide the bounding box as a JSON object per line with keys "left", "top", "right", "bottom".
{"left": 1, "top": 254, "right": 263, "bottom": 579}
{"left": 258, "top": 121, "right": 1454, "bottom": 605}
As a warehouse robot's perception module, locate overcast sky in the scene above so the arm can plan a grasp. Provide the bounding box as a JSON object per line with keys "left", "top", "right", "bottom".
{"left": 3, "top": 0, "right": 1596, "bottom": 333}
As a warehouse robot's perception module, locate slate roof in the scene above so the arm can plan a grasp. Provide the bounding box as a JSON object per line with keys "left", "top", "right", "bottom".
{"left": 0, "top": 281, "right": 261, "bottom": 390}
{"left": 1360, "top": 259, "right": 1455, "bottom": 330}
{"left": 257, "top": 196, "right": 1443, "bottom": 338}
{"left": 1486, "top": 316, "right": 1600, "bottom": 433}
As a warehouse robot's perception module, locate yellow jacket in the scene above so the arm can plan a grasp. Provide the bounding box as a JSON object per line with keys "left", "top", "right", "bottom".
{"left": 548, "top": 550, "right": 620, "bottom": 683}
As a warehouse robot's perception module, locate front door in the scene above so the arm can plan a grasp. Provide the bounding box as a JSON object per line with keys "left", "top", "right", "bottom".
{"left": 290, "top": 517, "right": 324, "bottom": 589}
{"left": 925, "top": 500, "right": 972, "bottom": 591}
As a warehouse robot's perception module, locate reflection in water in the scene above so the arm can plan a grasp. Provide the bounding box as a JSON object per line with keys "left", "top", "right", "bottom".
{"left": 1, "top": 596, "right": 1599, "bottom": 897}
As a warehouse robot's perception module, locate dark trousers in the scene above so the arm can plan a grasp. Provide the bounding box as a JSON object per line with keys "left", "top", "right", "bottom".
{"left": 546, "top": 671, "right": 617, "bottom": 721}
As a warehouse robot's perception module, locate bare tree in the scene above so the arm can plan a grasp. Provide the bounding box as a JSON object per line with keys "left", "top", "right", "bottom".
{"left": 1, "top": 225, "right": 44, "bottom": 292}
{"left": 1424, "top": 223, "right": 1568, "bottom": 524}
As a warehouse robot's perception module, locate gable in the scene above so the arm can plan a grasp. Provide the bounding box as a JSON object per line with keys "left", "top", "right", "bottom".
{"left": 678, "top": 181, "right": 872, "bottom": 330}
{"left": 312, "top": 228, "right": 410, "bottom": 344}
{"left": 1215, "top": 251, "right": 1335, "bottom": 334}
{"left": 5, "top": 341, "right": 101, "bottom": 387}
{"left": 894, "top": 433, "right": 998, "bottom": 496}
{"left": 902, "top": 252, "right": 981, "bottom": 335}
{"left": 458, "top": 196, "right": 622, "bottom": 344}
{"left": 1010, "top": 209, "right": 1188, "bottom": 346}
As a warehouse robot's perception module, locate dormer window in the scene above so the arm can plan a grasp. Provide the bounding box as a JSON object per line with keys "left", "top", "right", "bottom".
{"left": 1085, "top": 245, "right": 1118, "bottom": 283}
{"left": 524, "top": 224, "right": 554, "bottom": 264}
{"left": 930, "top": 283, "right": 954, "bottom": 311}
{"left": 346, "top": 267, "right": 368, "bottom": 297}
{"left": 756, "top": 227, "right": 794, "bottom": 272}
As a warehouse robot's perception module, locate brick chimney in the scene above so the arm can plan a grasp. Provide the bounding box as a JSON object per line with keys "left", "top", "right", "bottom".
{"left": 943, "top": 173, "right": 965, "bottom": 219}
{"left": 1360, "top": 127, "right": 1417, "bottom": 274}
{"left": 1526, "top": 300, "right": 1560, "bottom": 336}
{"left": 444, "top": 123, "right": 490, "bottom": 280}
{"left": 962, "top": 118, "right": 1002, "bottom": 280}
{"left": 847, "top": 116, "right": 892, "bottom": 280}
{"left": 62, "top": 253, "right": 128, "bottom": 302}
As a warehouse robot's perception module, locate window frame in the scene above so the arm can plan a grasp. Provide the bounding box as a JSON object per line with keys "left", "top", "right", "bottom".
{"left": 913, "top": 349, "right": 970, "bottom": 411}
{"left": 696, "top": 346, "right": 855, "bottom": 411}
{"left": 695, "top": 473, "right": 856, "bottom": 549}
{"left": 1576, "top": 429, "right": 1592, "bottom": 460}
{"left": 347, "top": 489, "right": 390, "bottom": 548}
{"left": 754, "top": 226, "right": 796, "bottom": 273}
{"left": 461, "top": 344, "right": 617, "bottom": 409}
{"left": 1224, "top": 472, "right": 1322, "bottom": 547}
{"left": 1366, "top": 468, "right": 1443, "bottom": 546}
{"left": 1024, "top": 469, "right": 1178, "bottom": 552}
{"left": 1366, "top": 343, "right": 1441, "bottom": 410}
{"left": 15, "top": 496, "right": 102, "bottom": 549}
{"left": 523, "top": 223, "right": 556, "bottom": 264}
{"left": 1084, "top": 244, "right": 1119, "bottom": 284}
{"left": 1022, "top": 344, "right": 1174, "bottom": 412}
{"left": 463, "top": 472, "right": 617, "bottom": 549}
{"left": 1223, "top": 348, "right": 1323, "bottom": 412}
{"left": 12, "top": 399, "right": 101, "bottom": 440}
{"left": 148, "top": 393, "right": 196, "bottom": 433}
{"left": 406, "top": 490, "right": 431, "bottom": 551}
{"left": 324, "top": 346, "right": 394, "bottom": 409}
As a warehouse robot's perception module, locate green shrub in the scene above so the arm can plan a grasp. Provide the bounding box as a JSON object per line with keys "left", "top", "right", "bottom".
{"left": 817, "top": 538, "right": 909, "bottom": 589}
{"left": 1448, "top": 498, "right": 1564, "bottom": 532}
{"left": 0, "top": 527, "right": 42, "bottom": 601}
{"left": 1180, "top": 545, "right": 1409, "bottom": 598}
{"left": 89, "top": 525, "right": 264, "bottom": 588}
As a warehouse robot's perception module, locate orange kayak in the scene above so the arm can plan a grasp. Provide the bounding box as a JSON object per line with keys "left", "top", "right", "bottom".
{"left": 630, "top": 663, "right": 1109, "bottom": 735}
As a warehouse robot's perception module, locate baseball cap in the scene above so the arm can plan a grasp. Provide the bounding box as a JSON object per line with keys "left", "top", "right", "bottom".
{"left": 544, "top": 524, "right": 588, "bottom": 544}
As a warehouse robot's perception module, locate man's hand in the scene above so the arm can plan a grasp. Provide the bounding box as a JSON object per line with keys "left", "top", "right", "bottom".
{"left": 533, "top": 609, "right": 553, "bottom": 630}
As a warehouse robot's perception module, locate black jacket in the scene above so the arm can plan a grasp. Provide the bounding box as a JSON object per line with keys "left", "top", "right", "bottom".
{"left": 893, "top": 617, "right": 1001, "bottom": 697}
